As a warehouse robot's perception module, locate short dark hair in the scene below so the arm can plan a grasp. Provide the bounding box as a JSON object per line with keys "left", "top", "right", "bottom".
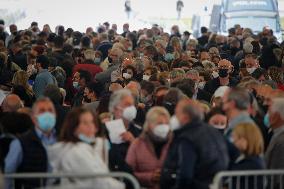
{"left": 86, "top": 82, "right": 104, "bottom": 98}
{"left": 43, "top": 84, "right": 62, "bottom": 104}
{"left": 36, "top": 55, "right": 50, "bottom": 69}
{"left": 205, "top": 107, "right": 225, "bottom": 122}
{"left": 201, "top": 27, "right": 208, "bottom": 34}
{"left": 176, "top": 78, "right": 195, "bottom": 98}
{"left": 31, "top": 22, "right": 38, "bottom": 27}
{"left": 228, "top": 87, "right": 251, "bottom": 110}
{"left": 78, "top": 70, "right": 92, "bottom": 83}
{"left": 141, "top": 81, "right": 155, "bottom": 94}
{"left": 60, "top": 107, "right": 96, "bottom": 142}
{"left": 47, "top": 33, "right": 56, "bottom": 43}
{"left": 81, "top": 36, "right": 91, "bottom": 48}
{"left": 53, "top": 36, "right": 64, "bottom": 48}
{"left": 0, "top": 19, "right": 5, "bottom": 25}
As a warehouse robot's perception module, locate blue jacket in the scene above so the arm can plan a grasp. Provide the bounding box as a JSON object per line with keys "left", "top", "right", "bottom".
{"left": 33, "top": 69, "right": 57, "bottom": 98}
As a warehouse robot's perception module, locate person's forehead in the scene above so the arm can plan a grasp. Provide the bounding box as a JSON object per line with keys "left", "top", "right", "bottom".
{"left": 35, "top": 101, "right": 54, "bottom": 110}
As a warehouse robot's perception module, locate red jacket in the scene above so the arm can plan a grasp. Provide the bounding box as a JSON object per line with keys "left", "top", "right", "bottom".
{"left": 73, "top": 64, "right": 102, "bottom": 78}
{"left": 126, "top": 135, "right": 170, "bottom": 189}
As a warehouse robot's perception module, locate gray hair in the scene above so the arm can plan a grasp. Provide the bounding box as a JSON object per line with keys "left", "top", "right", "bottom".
{"left": 227, "top": 87, "right": 250, "bottom": 110}
{"left": 108, "top": 89, "right": 132, "bottom": 113}
{"left": 186, "top": 69, "right": 199, "bottom": 77}
{"left": 32, "top": 97, "right": 54, "bottom": 113}
{"left": 181, "top": 100, "right": 204, "bottom": 121}
{"left": 271, "top": 98, "right": 284, "bottom": 120}
{"left": 243, "top": 43, "right": 253, "bottom": 54}
{"left": 143, "top": 106, "right": 170, "bottom": 131}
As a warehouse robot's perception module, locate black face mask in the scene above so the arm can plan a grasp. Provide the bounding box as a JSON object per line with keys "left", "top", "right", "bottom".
{"left": 108, "top": 56, "right": 113, "bottom": 63}
{"left": 12, "top": 31, "right": 18, "bottom": 36}
{"left": 218, "top": 69, "right": 229, "bottom": 78}
{"left": 83, "top": 96, "right": 91, "bottom": 103}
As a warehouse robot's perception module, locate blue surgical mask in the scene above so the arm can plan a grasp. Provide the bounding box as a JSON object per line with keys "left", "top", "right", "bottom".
{"left": 94, "top": 58, "right": 101, "bottom": 64}
{"left": 37, "top": 112, "right": 56, "bottom": 132}
{"left": 164, "top": 53, "right": 175, "bottom": 62}
{"left": 78, "top": 133, "right": 96, "bottom": 144}
{"left": 264, "top": 113, "right": 270, "bottom": 128}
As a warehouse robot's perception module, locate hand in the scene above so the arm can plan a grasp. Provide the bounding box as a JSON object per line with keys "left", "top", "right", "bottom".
{"left": 151, "top": 169, "right": 161, "bottom": 183}
{"left": 138, "top": 103, "right": 145, "bottom": 109}
{"left": 120, "top": 131, "right": 135, "bottom": 143}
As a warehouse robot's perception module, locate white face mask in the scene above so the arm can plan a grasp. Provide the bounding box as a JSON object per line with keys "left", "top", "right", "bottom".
{"left": 198, "top": 81, "right": 206, "bottom": 90}
{"left": 246, "top": 67, "right": 256, "bottom": 74}
{"left": 123, "top": 73, "right": 132, "bottom": 79}
{"left": 212, "top": 124, "right": 226, "bottom": 129}
{"left": 122, "top": 105, "right": 137, "bottom": 122}
{"left": 169, "top": 115, "right": 181, "bottom": 131}
{"left": 153, "top": 124, "right": 170, "bottom": 139}
{"left": 143, "top": 75, "right": 150, "bottom": 81}
{"left": 212, "top": 71, "right": 219, "bottom": 78}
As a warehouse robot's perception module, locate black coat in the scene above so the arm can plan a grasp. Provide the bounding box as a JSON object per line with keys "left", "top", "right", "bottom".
{"left": 160, "top": 119, "right": 229, "bottom": 189}
{"left": 228, "top": 155, "right": 265, "bottom": 189}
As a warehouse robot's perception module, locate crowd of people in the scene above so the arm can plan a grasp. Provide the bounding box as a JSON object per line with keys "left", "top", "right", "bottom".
{"left": 0, "top": 18, "right": 284, "bottom": 189}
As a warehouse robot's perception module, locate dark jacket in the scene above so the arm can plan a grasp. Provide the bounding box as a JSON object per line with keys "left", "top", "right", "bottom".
{"left": 96, "top": 41, "right": 113, "bottom": 60}
{"left": 16, "top": 129, "right": 48, "bottom": 189}
{"left": 108, "top": 122, "right": 142, "bottom": 173}
{"left": 203, "top": 77, "right": 239, "bottom": 98}
{"left": 228, "top": 155, "right": 265, "bottom": 189}
{"left": 160, "top": 119, "right": 229, "bottom": 189}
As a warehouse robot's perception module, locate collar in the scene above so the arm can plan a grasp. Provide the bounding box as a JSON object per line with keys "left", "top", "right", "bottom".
{"left": 35, "top": 127, "right": 56, "bottom": 139}
{"left": 38, "top": 69, "right": 48, "bottom": 74}
{"left": 272, "top": 126, "right": 284, "bottom": 139}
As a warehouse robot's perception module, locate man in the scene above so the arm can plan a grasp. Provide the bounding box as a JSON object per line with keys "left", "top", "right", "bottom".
{"left": 197, "top": 27, "right": 209, "bottom": 47}
{"left": 204, "top": 59, "right": 238, "bottom": 97}
{"left": 199, "top": 50, "right": 211, "bottom": 63}
{"left": 182, "top": 31, "right": 191, "bottom": 50}
{"left": 83, "top": 81, "right": 103, "bottom": 113}
{"left": 122, "top": 23, "right": 130, "bottom": 37}
{"left": 33, "top": 55, "right": 57, "bottom": 98}
{"left": 183, "top": 71, "right": 211, "bottom": 102}
{"left": 222, "top": 87, "right": 255, "bottom": 138}
{"left": 5, "top": 98, "right": 57, "bottom": 189}
{"left": 5, "top": 24, "right": 17, "bottom": 48}
{"left": 265, "top": 98, "right": 284, "bottom": 169}
{"left": 161, "top": 99, "right": 229, "bottom": 189}
{"left": 10, "top": 42, "right": 27, "bottom": 70}
{"left": 72, "top": 50, "right": 103, "bottom": 78}
{"left": 108, "top": 89, "right": 142, "bottom": 172}
{"left": 244, "top": 52, "right": 259, "bottom": 75}
{"left": 1, "top": 94, "right": 23, "bottom": 112}
{"left": 49, "top": 36, "right": 72, "bottom": 67}
{"left": 176, "top": 0, "right": 184, "bottom": 20}
{"left": 43, "top": 85, "right": 70, "bottom": 134}
{"left": 72, "top": 70, "right": 92, "bottom": 107}
{"left": 95, "top": 48, "right": 123, "bottom": 83}
{"left": 96, "top": 33, "right": 113, "bottom": 60}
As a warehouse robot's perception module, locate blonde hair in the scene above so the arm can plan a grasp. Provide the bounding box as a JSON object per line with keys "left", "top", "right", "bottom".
{"left": 12, "top": 71, "right": 34, "bottom": 96}
{"left": 233, "top": 123, "right": 264, "bottom": 156}
{"left": 143, "top": 107, "right": 170, "bottom": 131}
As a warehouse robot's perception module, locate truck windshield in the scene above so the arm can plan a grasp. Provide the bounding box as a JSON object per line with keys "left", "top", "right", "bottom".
{"left": 224, "top": 17, "right": 278, "bottom": 32}
{"left": 226, "top": 0, "right": 275, "bottom": 12}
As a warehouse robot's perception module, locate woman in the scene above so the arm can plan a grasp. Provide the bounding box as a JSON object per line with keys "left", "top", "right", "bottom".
{"left": 230, "top": 123, "right": 265, "bottom": 188}
{"left": 126, "top": 107, "right": 171, "bottom": 189}
{"left": 12, "top": 70, "right": 34, "bottom": 96}
{"left": 206, "top": 107, "right": 227, "bottom": 133}
{"left": 48, "top": 108, "right": 124, "bottom": 189}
